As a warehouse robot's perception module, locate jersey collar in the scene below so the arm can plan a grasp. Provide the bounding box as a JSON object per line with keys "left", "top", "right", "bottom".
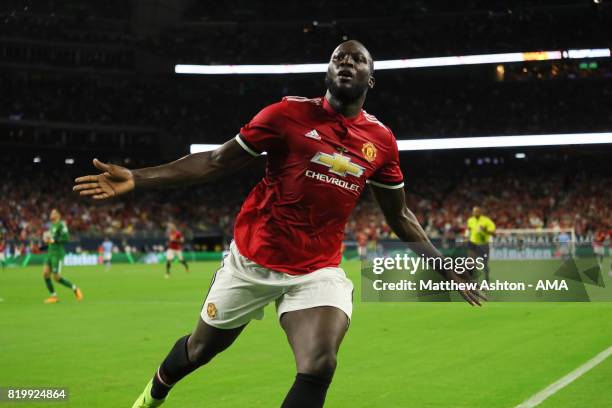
{"left": 321, "top": 96, "right": 363, "bottom": 125}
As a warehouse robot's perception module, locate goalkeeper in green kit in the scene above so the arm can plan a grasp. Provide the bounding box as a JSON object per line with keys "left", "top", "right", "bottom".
{"left": 43, "top": 209, "right": 83, "bottom": 304}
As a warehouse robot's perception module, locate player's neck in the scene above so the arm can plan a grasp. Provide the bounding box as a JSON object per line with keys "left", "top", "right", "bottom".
{"left": 324, "top": 91, "right": 364, "bottom": 118}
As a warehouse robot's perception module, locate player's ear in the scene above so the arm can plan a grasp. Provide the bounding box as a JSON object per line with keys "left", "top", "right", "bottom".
{"left": 368, "top": 75, "right": 375, "bottom": 89}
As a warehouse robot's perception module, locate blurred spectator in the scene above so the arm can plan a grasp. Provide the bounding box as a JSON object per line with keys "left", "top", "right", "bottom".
{"left": 1, "top": 157, "right": 609, "bottom": 244}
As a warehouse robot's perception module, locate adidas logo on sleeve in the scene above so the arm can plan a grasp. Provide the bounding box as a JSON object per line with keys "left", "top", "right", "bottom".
{"left": 304, "top": 129, "right": 321, "bottom": 140}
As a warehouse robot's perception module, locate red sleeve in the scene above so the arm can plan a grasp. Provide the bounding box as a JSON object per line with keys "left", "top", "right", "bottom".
{"left": 237, "top": 101, "right": 286, "bottom": 155}
{"left": 367, "top": 134, "right": 404, "bottom": 189}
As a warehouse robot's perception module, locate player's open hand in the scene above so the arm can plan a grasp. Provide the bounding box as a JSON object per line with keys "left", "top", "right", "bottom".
{"left": 73, "top": 159, "right": 135, "bottom": 200}
{"left": 446, "top": 270, "right": 487, "bottom": 306}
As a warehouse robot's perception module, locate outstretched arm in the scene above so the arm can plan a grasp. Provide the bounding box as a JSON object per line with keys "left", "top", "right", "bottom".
{"left": 370, "top": 185, "right": 443, "bottom": 259}
{"left": 370, "top": 185, "right": 486, "bottom": 306}
{"left": 74, "top": 138, "right": 255, "bottom": 199}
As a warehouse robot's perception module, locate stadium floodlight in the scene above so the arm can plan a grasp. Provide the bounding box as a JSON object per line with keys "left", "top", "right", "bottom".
{"left": 396, "top": 133, "right": 612, "bottom": 151}
{"left": 566, "top": 48, "right": 610, "bottom": 59}
{"left": 515, "top": 153, "right": 527, "bottom": 159}
{"left": 176, "top": 63, "right": 328, "bottom": 75}
{"left": 175, "top": 48, "right": 610, "bottom": 75}
{"left": 33, "top": 156, "right": 41, "bottom": 163}
{"left": 65, "top": 158, "right": 75, "bottom": 164}
{"left": 190, "top": 132, "right": 612, "bottom": 153}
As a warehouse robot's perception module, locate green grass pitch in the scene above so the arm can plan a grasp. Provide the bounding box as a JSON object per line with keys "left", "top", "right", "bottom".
{"left": 1, "top": 260, "right": 612, "bottom": 407}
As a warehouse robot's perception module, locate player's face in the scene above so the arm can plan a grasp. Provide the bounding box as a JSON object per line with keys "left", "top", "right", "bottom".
{"left": 325, "top": 41, "right": 374, "bottom": 102}
{"left": 472, "top": 207, "right": 482, "bottom": 218}
{"left": 50, "top": 209, "right": 60, "bottom": 222}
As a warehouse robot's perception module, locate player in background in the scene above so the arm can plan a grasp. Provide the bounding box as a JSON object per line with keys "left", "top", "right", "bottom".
{"left": 42, "top": 209, "right": 83, "bottom": 304}
{"left": 74, "top": 40, "right": 484, "bottom": 408}
{"left": 0, "top": 237, "right": 4, "bottom": 301}
{"left": 593, "top": 229, "right": 606, "bottom": 268}
{"left": 0, "top": 236, "right": 6, "bottom": 270}
{"left": 465, "top": 206, "right": 496, "bottom": 282}
{"left": 102, "top": 237, "right": 114, "bottom": 270}
{"left": 609, "top": 228, "right": 612, "bottom": 276}
{"left": 356, "top": 230, "right": 368, "bottom": 260}
{"left": 165, "top": 223, "right": 189, "bottom": 278}
{"left": 558, "top": 230, "right": 572, "bottom": 260}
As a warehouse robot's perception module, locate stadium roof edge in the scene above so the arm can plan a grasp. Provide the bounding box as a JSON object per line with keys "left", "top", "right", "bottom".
{"left": 176, "top": 48, "right": 610, "bottom": 75}
{"left": 190, "top": 132, "right": 612, "bottom": 153}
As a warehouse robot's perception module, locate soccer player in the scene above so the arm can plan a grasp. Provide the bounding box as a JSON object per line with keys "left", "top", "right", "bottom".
{"left": 74, "top": 40, "right": 484, "bottom": 408}
{"left": 102, "top": 237, "right": 114, "bottom": 270}
{"left": 465, "top": 206, "right": 496, "bottom": 282}
{"left": 42, "top": 209, "right": 83, "bottom": 304}
{"left": 609, "top": 227, "right": 612, "bottom": 276}
{"left": 356, "top": 230, "right": 368, "bottom": 260}
{"left": 592, "top": 229, "right": 607, "bottom": 269}
{"left": 165, "top": 223, "right": 188, "bottom": 278}
{"left": 558, "top": 230, "right": 572, "bottom": 260}
{"left": 0, "top": 236, "right": 6, "bottom": 270}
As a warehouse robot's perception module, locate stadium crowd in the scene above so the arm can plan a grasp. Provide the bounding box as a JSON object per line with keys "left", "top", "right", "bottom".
{"left": 0, "top": 165, "right": 258, "bottom": 243}
{"left": 350, "top": 162, "right": 611, "bottom": 244}
{"left": 1, "top": 159, "right": 609, "bottom": 250}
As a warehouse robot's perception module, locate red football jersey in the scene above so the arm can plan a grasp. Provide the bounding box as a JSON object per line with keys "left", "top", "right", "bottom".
{"left": 234, "top": 96, "right": 404, "bottom": 275}
{"left": 168, "top": 231, "right": 183, "bottom": 250}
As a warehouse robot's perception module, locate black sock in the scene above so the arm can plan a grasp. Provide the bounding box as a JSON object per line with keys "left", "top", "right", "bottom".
{"left": 165, "top": 261, "right": 171, "bottom": 274}
{"left": 150, "top": 367, "right": 172, "bottom": 400}
{"left": 281, "top": 373, "right": 332, "bottom": 408}
{"left": 151, "top": 335, "right": 198, "bottom": 400}
{"left": 181, "top": 260, "right": 188, "bottom": 270}
{"left": 44, "top": 277, "right": 55, "bottom": 294}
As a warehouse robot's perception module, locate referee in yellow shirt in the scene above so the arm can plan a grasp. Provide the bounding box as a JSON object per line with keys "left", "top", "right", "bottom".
{"left": 466, "top": 206, "right": 496, "bottom": 282}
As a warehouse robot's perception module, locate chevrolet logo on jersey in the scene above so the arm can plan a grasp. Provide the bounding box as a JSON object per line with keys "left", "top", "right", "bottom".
{"left": 310, "top": 152, "right": 365, "bottom": 178}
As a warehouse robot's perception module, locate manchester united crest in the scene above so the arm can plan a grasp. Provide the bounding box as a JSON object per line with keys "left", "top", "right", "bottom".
{"left": 207, "top": 302, "right": 217, "bottom": 319}
{"left": 361, "top": 142, "right": 377, "bottom": 162}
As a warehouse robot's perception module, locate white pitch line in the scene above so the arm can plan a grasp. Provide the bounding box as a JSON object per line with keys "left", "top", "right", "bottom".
{"left": 515, "top": 345, "right": 612, "bottom": 408}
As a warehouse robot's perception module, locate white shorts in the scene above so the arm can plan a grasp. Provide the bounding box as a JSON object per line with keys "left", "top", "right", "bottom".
{"left": 201, "top": 242, "right": 354, "bottom": 329}
{"left": 103, "top": 253, "right": 112, "bottom": 262}
{"left": 0, "top": 253, "right": 5, "bottom": 262}
{"left": 166, "top": 249, "right": 184, "bottom": 261}
{"left": 594, "top": 246, "right": 605, "bottom": 256}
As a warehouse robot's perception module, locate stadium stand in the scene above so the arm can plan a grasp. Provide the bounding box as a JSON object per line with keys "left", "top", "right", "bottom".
{"left": 1, "top": 152, "right": 609, "bottom": 248}
{"left": 1, "top": 0, "right": 610, "bottom": 250}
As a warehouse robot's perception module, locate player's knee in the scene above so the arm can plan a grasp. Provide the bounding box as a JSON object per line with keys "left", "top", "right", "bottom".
{"left": 52, "top": 274, "right": 61, "bottom": 282}
{"left": 186, "top": 337, "right": 219, "bottom": 366}
{"left": 298, "top": 348, "right": 338, "bottom": 378}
